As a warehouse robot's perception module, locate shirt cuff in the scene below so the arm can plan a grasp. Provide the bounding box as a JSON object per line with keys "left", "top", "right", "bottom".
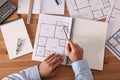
{"left": 71, "top": 59, "right": 90, "bottom": 75}
{"left": 23, "top": 65, "right": 41, "bottom": 80}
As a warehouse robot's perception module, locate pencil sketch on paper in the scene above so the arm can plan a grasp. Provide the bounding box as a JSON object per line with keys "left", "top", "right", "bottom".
{"left": 35, "top": 21, "right": 70, "bottom": 58}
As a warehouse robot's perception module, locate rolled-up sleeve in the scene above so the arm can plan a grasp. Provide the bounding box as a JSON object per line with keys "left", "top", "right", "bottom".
{"left": 72, "top": 59, "right": 93, "bottom": 80}
{"left": 2, "top": 65, "right": 41, "bottom": 80}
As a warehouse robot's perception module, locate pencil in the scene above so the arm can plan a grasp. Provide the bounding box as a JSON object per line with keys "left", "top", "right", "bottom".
{"left": 27, "top": 0, "right": 34, "bottom": 24}
{"left": 63, "top": 27, "right": 68, "bottom": 39}
{"left": 55, "top": 0, "right": 59, "bottom": 5}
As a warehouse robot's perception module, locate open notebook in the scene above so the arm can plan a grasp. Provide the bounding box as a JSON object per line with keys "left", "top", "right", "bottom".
{"left": 32, "top": 14, "right": 108, "bottom": 70}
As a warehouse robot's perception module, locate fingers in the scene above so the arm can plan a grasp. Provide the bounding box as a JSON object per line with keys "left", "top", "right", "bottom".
{"left": 66, "top": 40, "right": 76, "bottom": 55}
{"left": 66, "top": 43, "right": 71, "bottom": 55}
{"left": 45, "top": 53, "right": 63, "bottom": 64}
{"left": 44, "top": 53, "right": 56, "bottom": 61}
{"left": 48, "top": 54, "right": 61, "bottom": 63}
{"left": 67, "top": 40, "right": 75, "bottom": 50}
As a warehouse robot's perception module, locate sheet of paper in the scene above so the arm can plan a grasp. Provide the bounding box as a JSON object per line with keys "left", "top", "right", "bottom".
{"left": 106, "top": 0, "right": 120, "bottom": 40}
{"left": 18, "top": 0, "right": 40, "bottom": 14}
{"left": 106, "top": 16, "right": 120, "bottom": 60}
{"left": 41, "top": 0, "right": 65, "bottom": 14}
{"left": 32, "top": 14, "right": 72, "bottom": 64}
{"left": 72, "top": 18, "right": 108, "bottom": 70}
{"left": 0, "top": 18, "right": 33, "bottom": 59}
{"left": 66, "top": 0, "right": 115, "bottom": 20}
{"left": 17, "top": 0, "right": 65, "bottom": 15}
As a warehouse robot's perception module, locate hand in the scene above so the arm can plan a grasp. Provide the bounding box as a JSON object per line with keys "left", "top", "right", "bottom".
{"left": 66, "top": 40, "right": 83, "bottom": 62}
{"left": 39, "top": 53, "right": 63, "bottom": 78}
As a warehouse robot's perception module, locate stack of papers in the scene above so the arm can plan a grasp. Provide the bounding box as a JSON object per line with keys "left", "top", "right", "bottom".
{"left": 66, "top": 0, "right": 120, "bottom": 60}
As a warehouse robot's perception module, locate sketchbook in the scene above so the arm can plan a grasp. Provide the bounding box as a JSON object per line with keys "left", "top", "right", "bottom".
{"left": 32, "top": 14, "right": 108, "bottom": 70}
{"left": 0, "top": 18, "right": 33, "bottom": 59}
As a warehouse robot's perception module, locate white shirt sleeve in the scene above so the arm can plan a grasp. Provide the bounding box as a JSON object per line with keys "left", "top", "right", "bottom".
{"left": 71, "top": 59, "right": 93, "bottom": 80}
{"left": 2, "top": 65, "right": 41, "bottom": 80}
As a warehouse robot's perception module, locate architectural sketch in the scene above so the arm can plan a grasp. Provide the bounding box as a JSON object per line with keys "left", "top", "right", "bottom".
{"left": 32, "top": 14, "right": 72, "bottom": 64}
{"left": 107, "top": 0, "right": 120, "bottom": 22}
{"left": 106, "top": 0, "right": 120, "bottom": 40}
{"left": 35, "top": 21, "right": 69, "bottom": 58}
{"left": 66, "top": 0, "right": 115, "bottom": 20}
{"left": 107, "top": 29, "right": 120, "bottom": 57}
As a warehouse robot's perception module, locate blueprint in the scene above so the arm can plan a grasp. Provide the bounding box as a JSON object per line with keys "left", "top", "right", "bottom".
{"left": 107, "top": 0, "right": 120, "bottom": 22}
{"left": 107, "top": 29, "right": 120, "bottom": 59}
{"left": 106, "top": 0, "right": 120, "bottom": 40}
{"left": 106, "top": 16, "right": 120, "bottom": 59}
{"left": 32, "top": 14, "right": 72, "bottom": 64}
{"left": 66, "top": 0, "right": 115, "bottom": 20}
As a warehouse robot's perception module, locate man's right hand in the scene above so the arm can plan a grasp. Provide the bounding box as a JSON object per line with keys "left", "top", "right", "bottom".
{"left": 66, "top": 40, "right": 83, "bottom": 62}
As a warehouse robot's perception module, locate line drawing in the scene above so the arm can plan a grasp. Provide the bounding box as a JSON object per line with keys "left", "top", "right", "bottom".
{"left": 66, "top": 0, "right": 115, "bottom": 20}
{"left": 35, "top": 21, "right": 69, "bottom": 58}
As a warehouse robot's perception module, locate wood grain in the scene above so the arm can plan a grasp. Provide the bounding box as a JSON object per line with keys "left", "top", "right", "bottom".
{"left": 0, "top": 0, "right": 120, "bottom": 80}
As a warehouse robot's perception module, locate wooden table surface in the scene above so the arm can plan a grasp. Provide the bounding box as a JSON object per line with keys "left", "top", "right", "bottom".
{"left": 0, "top": 0, "right": 120, "bottom": 80}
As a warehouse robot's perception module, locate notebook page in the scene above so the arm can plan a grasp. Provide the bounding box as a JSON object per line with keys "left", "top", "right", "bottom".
{"left": 32, "top": 14, "right": 72, "bottom": 64}
{"left": 72, "top": 18, "right": 108, "bottom": 70}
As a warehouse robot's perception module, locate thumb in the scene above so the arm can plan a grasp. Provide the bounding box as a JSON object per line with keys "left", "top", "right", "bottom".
{"left": 66, "top": 43, "right": 71, "bottom": 56}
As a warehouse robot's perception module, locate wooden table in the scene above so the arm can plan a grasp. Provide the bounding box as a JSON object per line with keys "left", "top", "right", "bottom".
{"left": 0, "top": 0, "right": 120, "bottom": 80}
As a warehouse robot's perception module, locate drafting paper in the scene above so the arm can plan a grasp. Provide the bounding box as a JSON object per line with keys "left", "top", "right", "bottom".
{"left": 17, "top": 0, "right": 65, "bottom": 15}
{"left": 106, "top": 16, "right": 120, "bottom": 60}
{"left": 0, "top": 18, "right": 33, "bottom": 59}
{"left": 66, "top": 0, "right": 115, "bottom": 20}
{"left": 106, "top": 0, "right": 120, "bottom": 40}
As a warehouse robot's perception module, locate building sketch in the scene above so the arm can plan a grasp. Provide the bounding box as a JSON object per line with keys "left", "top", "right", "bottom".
{"left": 35, "top": 21, "right": 69, "bottom": 58}
{"left": 66, "top": 0, "right": 115, "bottom": 20}
{"left": 107, "top": 0, "right": 120, "bottom": 22}
{"left": 107, "top": 29, "right": 120, "bottom": 57}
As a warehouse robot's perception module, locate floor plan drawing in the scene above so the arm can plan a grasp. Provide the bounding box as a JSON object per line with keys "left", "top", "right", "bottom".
{"left": 66, "top": 0, "right": 115, "bottom": 20}
{"left": 107, "top": 0, "right": 120, "bottom": 22}
{"left": 106, "top": 16, "right": 120, "bottom": 60}
{"left": 107, "top": 29, "right": 120, "bottom": 58}
{"left": 106, "top": 0, "right": 120, "bottom": 40}
{"left": 32, "top": 14, "right": 73, "bottom": 63}
{"left": 36, "top": 22, "right": 69, "bottom": 57}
